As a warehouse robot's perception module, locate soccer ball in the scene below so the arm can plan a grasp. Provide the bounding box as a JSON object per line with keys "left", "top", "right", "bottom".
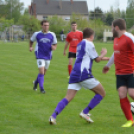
{"left": 130, "top": 102, "right": 134, "bottom": 115}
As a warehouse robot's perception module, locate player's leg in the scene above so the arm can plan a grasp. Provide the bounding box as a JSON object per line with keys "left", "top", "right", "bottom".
{"left": 117, "top": 74, "right": 134, "bottom": 127}
{"left": 68, "top": 58, "right": 73, "bottom": 76}
{"left": 49, "top": 83, "right": 80, "bottom": 125}
{"left": 68, "top": 52, "right": 76, "bottom": 76}
{"left": 79, "top": 78, "right": 105, "bottom": 123}
{"left": 34, "top": 59, "right": 45, "bottom": 93}
{"left": 82, "top": 79, "right": 105, "bottom": 115}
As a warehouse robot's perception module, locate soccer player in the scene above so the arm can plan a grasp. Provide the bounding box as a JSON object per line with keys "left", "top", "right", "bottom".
{"left": 49, "top": 28, "right": 109, "bottom": 125}
{"left": 63, "top": 21, "right": 83, "bottom": 76}
{"left": 103, "top": 19, "right": 134, "bottom": 127}
{"left": 29, "top": 20, "right": 57, "bottom": 93}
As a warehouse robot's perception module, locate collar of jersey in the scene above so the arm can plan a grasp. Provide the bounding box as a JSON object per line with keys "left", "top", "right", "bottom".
{"left": 41, "top": 31, "right": 50, "bottom": 34}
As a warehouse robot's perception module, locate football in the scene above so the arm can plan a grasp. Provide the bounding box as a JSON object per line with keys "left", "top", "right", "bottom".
{"left": 130, "top": 102, "right": 134, "bottom": 115}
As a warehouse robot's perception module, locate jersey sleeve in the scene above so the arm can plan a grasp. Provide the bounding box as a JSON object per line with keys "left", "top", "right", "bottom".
{"left": 128, "top": 36, "right": 134, "bottom": 52}
{"left": 30, "top": 32, "right": 37, "bottom": 42}
{"left": 87, "top": 42, "right": 98, "bottom": 59}
{"left": 66, "top": 33, "right": 71, "bottom": 43}
{"left": 51, "top": 32, "right": 57, "bottom": 45}
{"left": 106, "top": 53, "right": 114, "bottom": 67}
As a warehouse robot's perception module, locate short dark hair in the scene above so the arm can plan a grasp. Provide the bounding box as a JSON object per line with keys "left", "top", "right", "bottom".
{"left": 83, "top": 28, "right": 94, "bottom": 39}
{"left": 40, "top": 20, "right": 49, "bottom": 25}
{"left": 112, "top": 19, "right": 126, "bottom": 30}
{"left": 71, "top": 21, "right": 77, "bottom": 25}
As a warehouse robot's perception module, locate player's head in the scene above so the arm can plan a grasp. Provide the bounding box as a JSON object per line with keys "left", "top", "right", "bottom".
{"left": 41, "top": 20, "right": 49, "bottom": 32}
{"left": 83, "top": 28, "right": 94, "bottom": 41}
{"left": 71, "top": 21, "right": 77, "bottom": 31}
{"left": 112, "top": 19, "right": 126, "bottom": 38}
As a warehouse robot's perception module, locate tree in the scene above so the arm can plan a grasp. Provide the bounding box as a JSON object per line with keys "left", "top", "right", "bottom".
{"left": 70, "top": 13, "right": 89, "bottom": 31}
{"left": 106, "top": 13, "right": 114, "bottom": 26}
{"left": 120, "top": 10, "right": 126, "bottom": 20}
{"left": 89, "top": 7, "right": 106, "bottom": 22}
{"left": 48, "top": 15, "right": 69, "bottom": 39}
{"left": 0, "top": 0, "right": 24, "bottom": 23}
{"left": 0, "top": 17, "right": 14, "bottom": 32}
{"left": 24, "top": 8, "right": 29, "bottom": 15}
{"left": 18, "top": 15, "right": 40, "bottom": 37}
{"left": 126, "top": 0, "right": 134, "bottom": 29}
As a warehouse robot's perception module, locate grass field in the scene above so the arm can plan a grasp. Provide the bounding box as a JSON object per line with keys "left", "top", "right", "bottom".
{"left": 0, "top": 40, "right": 134, "bottom": 134}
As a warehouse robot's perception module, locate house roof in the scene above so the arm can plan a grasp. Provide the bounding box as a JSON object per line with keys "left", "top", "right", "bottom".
{"left": 32, "top": 0, "right": 88, "bottom": 15}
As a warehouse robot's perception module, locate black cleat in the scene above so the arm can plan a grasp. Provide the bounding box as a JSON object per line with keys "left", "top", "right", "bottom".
{"left": 40, "top": 89, "right": 45, "bottom": 94}
{"left": 33, "top": 81, "right": 38, "bottom": 91}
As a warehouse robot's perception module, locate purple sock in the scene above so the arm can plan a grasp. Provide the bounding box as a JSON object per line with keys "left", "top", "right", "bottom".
{"left": 38, "top": 74, "right": 44, "bottom": 90}
{"left": 83, "top": 94, "right": 103, "bottom": 114}
{"left": 52, "top": 98, "right": 68, "bottom": 119}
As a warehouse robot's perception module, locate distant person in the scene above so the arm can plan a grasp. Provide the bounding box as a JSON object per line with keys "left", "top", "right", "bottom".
{"left": 21, "top": 34, "right": 25, "bottom": 41}
{"left": 6, "top": 32, "right": 10, "bottom": 42}
{"left": 49, "top": 27, "right": 109, "bottom": 125}
{"left": 29, "top": 20, "right": 57, "bottom": 93}
{"left": 60, "top": 29, "right": 64, "bottom": 42}
{"left": 63, "top": 22, "right": 83, "bottom": 77}
{"left": 14, "top": 34, "right": 18, "bottom": 42}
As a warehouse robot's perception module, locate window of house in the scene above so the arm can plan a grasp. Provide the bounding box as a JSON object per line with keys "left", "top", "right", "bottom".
{"left": 43, "top": 16, "right": 48, "bottom": 20}
{"left": 65, "top": 17, "right": 70, "bottom": 20}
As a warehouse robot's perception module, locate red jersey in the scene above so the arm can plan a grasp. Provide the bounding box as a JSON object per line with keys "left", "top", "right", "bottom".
{"left": 114, "top": 32, "right": 134, "bottom": 75}
{"left": 66, "top": 30, "right": 83, "bottom": 53}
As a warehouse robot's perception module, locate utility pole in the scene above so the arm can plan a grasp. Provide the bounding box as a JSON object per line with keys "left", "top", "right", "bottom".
{"left": 11, "top": 0, "right": 12, "bottom": 18}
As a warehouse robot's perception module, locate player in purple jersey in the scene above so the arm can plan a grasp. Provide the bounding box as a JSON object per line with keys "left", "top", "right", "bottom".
{"left": 49, "top": 28, "right": 109, "bottom": 125}
{"left": 29, "top": 20, "right": 57, "bottom": 93}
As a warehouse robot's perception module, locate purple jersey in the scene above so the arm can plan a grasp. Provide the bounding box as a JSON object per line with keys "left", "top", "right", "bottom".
{"left": 30, "top": 31, "right": 57, "bottom": 60}
{"left": 69, "top": 39, "right": 98, "bottom": 83}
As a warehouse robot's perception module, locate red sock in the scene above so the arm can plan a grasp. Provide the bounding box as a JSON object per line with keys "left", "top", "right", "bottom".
{"left": 68, "top": 65, "right": 72, "bottom": 75}
{"left": 120, "top": 97, "right": 133, "bottom": 121}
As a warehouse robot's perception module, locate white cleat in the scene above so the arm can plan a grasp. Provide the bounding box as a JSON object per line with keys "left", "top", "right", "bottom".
{"left": 79, "top": 111, "right": 94, "bottom": 123}
{"left": 49, "top": 116, "right": 56, "bottom": 125}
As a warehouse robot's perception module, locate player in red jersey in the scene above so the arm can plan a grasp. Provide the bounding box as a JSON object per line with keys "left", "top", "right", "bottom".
{"left": 103, "top": 19, "right": 134, "bottom": 127}
{"left": 63, "top": 22, "right": 83, "bottom": 76}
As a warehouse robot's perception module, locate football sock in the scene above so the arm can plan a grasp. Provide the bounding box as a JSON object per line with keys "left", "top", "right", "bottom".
{"left": 52, "top": 98, "right": 68, "bottom": 119}
{"left": 38, "top": 74, "right": 44, "bottom": 90}
{"left": 120, "top": 97, "right": 133, "bottom": 121}
{"left": 68, "top": 65, "right": 72, "bottom": 75}
{"left": 83, "top": 94, "right": 103, "bottom": 114}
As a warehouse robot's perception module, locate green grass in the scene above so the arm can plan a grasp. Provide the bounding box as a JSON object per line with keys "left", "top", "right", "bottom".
{"left": 0, "top": 40, "right": 133, "bottom": 134}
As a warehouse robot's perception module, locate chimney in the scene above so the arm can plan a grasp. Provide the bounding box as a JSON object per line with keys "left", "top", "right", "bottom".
{"left": 59, "top": 0, "right": 62, "bottom": 9}
{"left": 29, "top": 6, "right": 31, "bottom": 14}
{"left": 33, "top": 3, "right": 36, "bottom": 17}
{"left": 70, "top": 0, "right": 73, "bottom": 4}
{"left": 46, "top": 0, "right": 49, "bottom": 4}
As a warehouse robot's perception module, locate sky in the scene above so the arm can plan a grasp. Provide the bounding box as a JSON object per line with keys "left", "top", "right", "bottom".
{"left": 19, "top": 0, "right": 128, "bottom": 12}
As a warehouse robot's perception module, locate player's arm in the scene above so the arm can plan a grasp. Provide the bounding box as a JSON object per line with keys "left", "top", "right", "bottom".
{"left": 29, "top": 32, "right": 37, "bottom": 52}
{"left": 29, "top": 40, "right": 34, "bottom": 52}
{"left": 101, "top": 57, "right": 110, "bottom": 61}
{"left": 63, "top": 41, "right": 69, "bottom": 56}
{"left": 102, "top": 53, "right": 114, "bottom": 74}
{"left": 51, "top": 44, "right": 57, "bottom": 50}
{"left": 95, "top": 48, "right": 107, "bottom": 63}
{"left": 51, "top": 32, "right": 57, "bottom": 51}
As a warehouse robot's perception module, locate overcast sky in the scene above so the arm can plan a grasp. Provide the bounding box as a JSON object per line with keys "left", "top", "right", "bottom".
{"left": 20, "top": 0, "right": 128, "bottom": 12}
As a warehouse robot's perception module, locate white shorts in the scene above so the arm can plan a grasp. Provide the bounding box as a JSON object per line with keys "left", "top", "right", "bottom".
{"left": 68, "top": 78, "right": 100, "bottom": 91}
{"left": 37, "top": 59, "right": 50, "bottom": 69}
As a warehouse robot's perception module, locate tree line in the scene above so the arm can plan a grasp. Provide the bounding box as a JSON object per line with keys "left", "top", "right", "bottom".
{"left": 0, "top": 0, "right": 134, "bottom": 40}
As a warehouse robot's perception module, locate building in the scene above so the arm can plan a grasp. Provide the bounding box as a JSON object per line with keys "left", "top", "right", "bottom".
{"left": 29, "top": 0, "right": 89, "bottom": 21}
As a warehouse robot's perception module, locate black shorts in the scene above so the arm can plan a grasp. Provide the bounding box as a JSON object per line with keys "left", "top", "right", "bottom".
{"left": 68, "top": 52, "right": 76, "bottom": 58}
{"left": 116, "top": 74, "right": 134, "bottom": 89}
